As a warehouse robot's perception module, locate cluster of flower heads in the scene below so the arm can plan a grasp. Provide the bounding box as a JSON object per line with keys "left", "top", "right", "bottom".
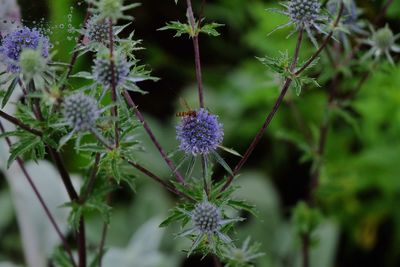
{"left": 62, "top": 92, "right": 101, "bottom": 132}
{"left": 0, "top": 26, "right": 49, "bottom": 72}
{"left": 270, "top": 0, "right": 328, "bottom": 47}
{"left": 176, "top": 108, "right": 224, "bottom": 155}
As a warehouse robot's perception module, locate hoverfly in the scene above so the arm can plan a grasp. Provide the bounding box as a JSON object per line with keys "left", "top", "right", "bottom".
{"left": 176, "top": 98, "right": 197, "bottom": 117}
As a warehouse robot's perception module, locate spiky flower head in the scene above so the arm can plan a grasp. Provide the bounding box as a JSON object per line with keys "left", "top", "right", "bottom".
{"left": 85, "top": 15, "right": 110, "bottom": 45}
{"left": 92, "top": 53, "right": 130, "bottom": 88}
{"left": 63, "top": 93, "right": 100, "bottom": 132}
{"left": 19, "top": 48, "right": 47, "bottom": 80}
{"left": 0, "top": 26, "right": 49, "bottom": 72}
{"left": 178, "top": 200, "right": 241, "bottom": 255}
{"left": 98, "top": 0, "right": 123, "bottom": 20}
{"left": 192, "top": 201, "right": 222, "bottom": 234}
{"left": 176, "top": 109, "right": 224, "bottom": 155}
{"left": 91, "top": 0, "right": 139, "bottom": 22}
{"left": 222, "top": 237, "right": 265, "bottom": 267}
{"left": 363, "top": 24, "right": 400, "bottom": 65}
{"left": 270, "top": 0, "right": 328, "bottom": 47}
{"left": 288, "top": 0, "right": 321, "bottom": 28}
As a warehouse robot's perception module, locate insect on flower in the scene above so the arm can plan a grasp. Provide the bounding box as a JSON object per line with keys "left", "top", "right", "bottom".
{"left": 176, "top": 98, "right": 197, "bottom": 118}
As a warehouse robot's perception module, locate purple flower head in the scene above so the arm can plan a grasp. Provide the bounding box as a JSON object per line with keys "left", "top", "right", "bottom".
{"left": 92, "top": 55, "right": 129, "bottom": 88}
{"left": 176, "top": 108, "right": 224, "bottom": 155}
{"left": 0, "top": 26, "right": 49, "bottom": 72}
{"left": 191, "top": 201, "right": 222, "bottom": 234}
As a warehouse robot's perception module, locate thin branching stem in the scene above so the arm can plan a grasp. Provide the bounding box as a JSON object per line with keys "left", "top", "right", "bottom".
{"left": 122, "top": 90, "right": 186, "bottom": 185}
{"left": 79, "top": 153, "right": 101, "bottom": 204}
{"left": 124, "top": 158, "right": 195, "bottom": 202}
{"left": 19, "top": 79, "right": 87, "bottom": 267}
{"left": 0, "top": 121, "right": 77, "bottom": 267}
{"left": 186, "top": 0, "right": 205, "bottom": 108}
{"left": 108, "top": 19, "right": 120, "bottom": 148}
{"left": 221, "top": 2, "right": 345, "bottom": 193}
{"left": 98, "top": 221, "right": 108, "bottom": 267}
{"left": 0, "top": 110, "right": 43, "bottom": 136}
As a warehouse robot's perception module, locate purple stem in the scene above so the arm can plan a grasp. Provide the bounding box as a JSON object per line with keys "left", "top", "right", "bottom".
{"left": 0, "top": 121, "right": 77, "bottom": 267}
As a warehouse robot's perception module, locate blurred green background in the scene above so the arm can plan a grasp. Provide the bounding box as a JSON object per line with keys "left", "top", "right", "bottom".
{"left": 1, "top": 0, "right": 400, "bottom": 266}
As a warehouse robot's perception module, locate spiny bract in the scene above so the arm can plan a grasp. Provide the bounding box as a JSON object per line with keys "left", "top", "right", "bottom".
{"left": 0, "top": 26, "right": 49, "bottom": 72}
{"left": 63, "top": 93, "right": 101, "bottom": 132}
{"left": 176, "top": 108, "right": 224, "bottom": 155}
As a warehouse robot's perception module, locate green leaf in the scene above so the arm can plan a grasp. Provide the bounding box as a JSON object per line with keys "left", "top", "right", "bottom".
{"left": 2, "top": 77, "right": 19, "bottom": 108}
{"left": 158, "top": 21, "right": 193, "bottom": 37}
{"left": 52, "top": 247, "right": 74, "bottom": 267}
{"left": 160, "top": 209, "right": 186, "bottom": 227}
{"left": 227, "top": 199, "right": 257, "bottom": 217}
{"left": 212, "top": 151, "right": 233, "bottom": 175}
{"left": 218, "top": 145, "right": 242, "bottom": 157}
{"left": 111, "top": 157, "right": 122, "bottom": 183}
{"left": 199, "top": 22, "right": 224, "bottom": 37}
{"left": 7, "top": 135, "right": 41, "bottom": 168}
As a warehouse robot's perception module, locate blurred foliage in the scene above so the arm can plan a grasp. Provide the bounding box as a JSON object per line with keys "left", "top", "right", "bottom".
{"left": 1, "top": 0, "right": 400, "bottom": 267}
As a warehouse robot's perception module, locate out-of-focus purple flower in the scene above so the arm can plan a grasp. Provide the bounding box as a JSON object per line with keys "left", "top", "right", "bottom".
{"left": 0, "top": 0, "right": 21, "bottom": 37}
{"left": 0, "top": 27, "right": 49, "bottom": 72}
{"left": 176, "top": 108, "right": 224, "bottom": 155}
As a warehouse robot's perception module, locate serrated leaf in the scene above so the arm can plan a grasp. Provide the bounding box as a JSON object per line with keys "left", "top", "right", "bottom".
{"left": 111, "top": 157, "right": 122, "bottom": 183}
{"left": 7, "top": 136, "right": 41, "bottom": 168}
{"left": 158, "top": 21, "right": 193, "bottom": 37}
{"left": 227, "top": 200, "right": 257, "bottom": 217}
{"left": 160, "top": 209, "right": 186, "bottom": 227}
{"left": 199, "top": 22, "right": 224, "bottom": 37}
{"left": 52, "top": 247, "right": 74, "bottom": 267}
{"left": 2, "top": 77, "right": 19, "bottom": 108}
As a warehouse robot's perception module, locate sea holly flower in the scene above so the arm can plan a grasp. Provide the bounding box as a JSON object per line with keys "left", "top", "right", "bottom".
{"left": 92, "top": 53, "right": 130, "bottom": 88}
{"left": 73, "top": 48, "right": 154, "bottom": 97}
{"left": 178, "top": 200, "right": 242, "bottom": 255}
{"left": 327, "top": 0, "right": 366, "bottom": 49}
{"left": 18, "top": 48, "right": 51, "bottom": 86}
{"left": 58, "top": 92, "right": 108, "bottom": 148}
{"left": 269, "top": 0, "right": 329, "bottom": 47}
{"left": 222, "top": 237, "right": 265, "bottom": 267}
{"left": 0, "top": 26, "right": 49, "bottom": 72}
{"left": 362, "top": 24, "right": 400, "bottom": 65}
{"left": 63, "top": 92, "right": 101, "bottom": 132}
{"left": 176, "top": 108, "right": 224, "bottom": 156}
{"left": 85, "top": 15, "right": 112, "bottom": 46}
{"left": 88, "top": 0, "right": 140, "bottom": 22}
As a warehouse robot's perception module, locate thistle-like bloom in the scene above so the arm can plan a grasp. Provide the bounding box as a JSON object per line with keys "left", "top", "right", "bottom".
{"left": 327, "top": 0, "right": 365, "bottom": 50}
{"left": 92, "top": 54, "right": 130, "bottom": 88}
{"left": 176, "top": 109, "right": 224, "bottom": 155}
{"left": 363, "top": 25, "right": 400, "bottom": 65}
{"left": 0, "top": 26, "right": 49, "bottom": 72}
{"left": 19, "top": 48, "right": 48, "bottom": 82}
{"left": 180, "top": 201, "right": 240, "bottom": 255}
{"left": 85, "top": 15, "right": 111, "bottom": 45}
{"left": 90, "top": 0, "right": 139, "bottom": 22}
{"left": 222, "top": 237, "right": 265, "bottom": 267}
{"left": 63, "top": 92, "right": 101, "bottom": 132}
{"left": 269, "top": 0, "right": 328, "bottom": 47}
